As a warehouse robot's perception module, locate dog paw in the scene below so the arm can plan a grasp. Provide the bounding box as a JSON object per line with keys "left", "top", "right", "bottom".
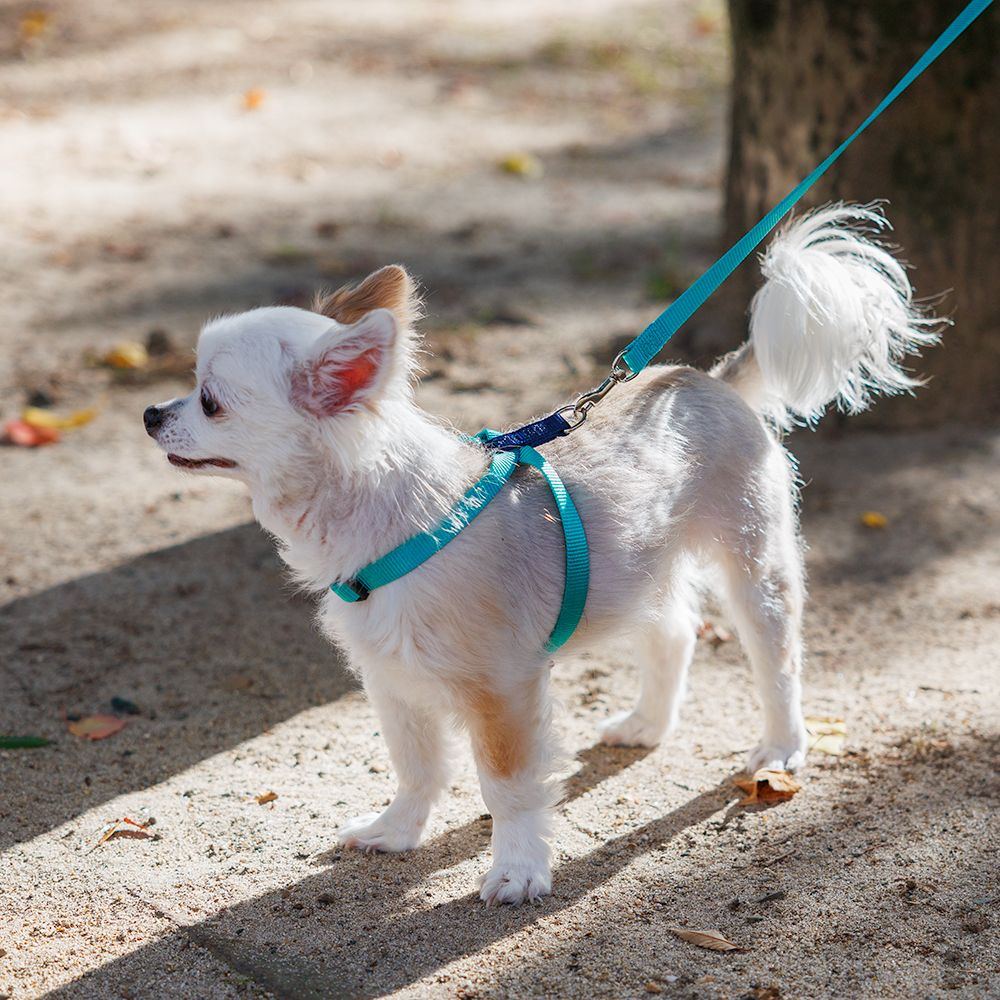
{"left": 748, "top": 741, "right": 807, "bottom": 774}
{"left": 336, "top": 812, "right": 421, "bottom": 853}
{"left": 600, "top": 710, "right": 666, "bottom": 748}
{"left": 477, "top": 864, "right": 551, "bottom": 906}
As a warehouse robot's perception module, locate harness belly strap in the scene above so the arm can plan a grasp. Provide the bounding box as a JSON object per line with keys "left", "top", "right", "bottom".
{"left": 329, "top": 433, "right": 589, "bottom": 653}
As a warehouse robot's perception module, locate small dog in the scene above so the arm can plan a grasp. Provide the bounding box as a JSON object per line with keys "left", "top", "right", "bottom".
{"left": 145, "top": 205, "right": 937, "bottom": 904}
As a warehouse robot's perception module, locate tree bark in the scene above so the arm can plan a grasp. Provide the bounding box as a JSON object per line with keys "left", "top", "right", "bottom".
{"left": 721, "top": 0, "right": 1000, "bottom": 427}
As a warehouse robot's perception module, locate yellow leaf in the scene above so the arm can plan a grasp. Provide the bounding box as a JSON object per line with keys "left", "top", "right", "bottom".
{"left": 667, "top": 926, "right": 743, "bottom": 952}
{"left": 22, "top": 405, "right": 100, "bottom": 430}
{"left": 733, "top": 768, "right": 801, "bottom": 805}
{"left": 105, "top": 342, "right": 149, "bottom": 369}
{"left": 499, "top": 152, "right": 544, "bottom": 179}
{"left": 806, "top": 717, "right": 847, "bottom": 755}
{"left": 861, "top": 510, "right": 888, "bottom": 529}
{"left": 20, "top": 12, "right": 49, "bottom": 39}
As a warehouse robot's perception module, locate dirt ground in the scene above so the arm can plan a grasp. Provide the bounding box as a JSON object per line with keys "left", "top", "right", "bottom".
{"left": 1, "top": 2, "right": 999, "bottom": 999}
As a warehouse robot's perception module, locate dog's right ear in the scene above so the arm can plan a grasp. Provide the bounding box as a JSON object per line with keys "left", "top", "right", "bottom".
{"left": 290, "top": 309, "right": 398, "bottom": 417}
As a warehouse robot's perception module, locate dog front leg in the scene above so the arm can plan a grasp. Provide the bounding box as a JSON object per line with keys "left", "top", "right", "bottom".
{"left": 462, "top": 681, "right": 557, "bottom": 905}
{"left": 337, "top": 681, "right": 449, "bottom": 853}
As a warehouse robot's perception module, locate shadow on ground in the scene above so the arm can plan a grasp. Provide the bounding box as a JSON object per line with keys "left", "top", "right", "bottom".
{"left": 34, "top": 732, "right": 1000, "bottom": 1000}
{"left": 0, "top": 523, "right": 357, "bottom": 852}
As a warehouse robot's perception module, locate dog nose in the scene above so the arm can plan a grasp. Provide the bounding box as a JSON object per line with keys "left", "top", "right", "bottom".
{"left": 143, "top": 405, "right": 163, "bottom": 434}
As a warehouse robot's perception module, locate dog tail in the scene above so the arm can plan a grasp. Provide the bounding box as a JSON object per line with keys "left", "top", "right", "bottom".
{"left": 712, "top": 203, "right": 942, "bottom": 428}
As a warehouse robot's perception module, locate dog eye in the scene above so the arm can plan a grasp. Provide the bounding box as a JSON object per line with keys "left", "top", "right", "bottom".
{"left": 200, "top": 388, "right": 220, "bottom": 417}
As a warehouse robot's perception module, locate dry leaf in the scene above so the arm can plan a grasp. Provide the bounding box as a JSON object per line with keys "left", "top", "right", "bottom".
{"left": 256, "top": 791, "right": 278, "bottom": 805}
{"left": 22, "top": 405, "right": 100, "bottom": 430}
{"left": 806, "top": 717, "right": 847, "bottom": 756}
{"left": 667, "top": 926, "right": 743, "bottom": 952}
{"left": 3, "top": 419, "right": 60, "bottom": 446}
{"left": 88, "top": 816, "right": 156, "bottom": 853}
{"left": 19, "top": 11, "right": 50, "bottom": 40}
{"left": 220, "top": 675, "right": 253, "bottom": 691}
{"left": 66, "top": 714, "right": 128, "bottom": 740}
{"left": 861, "top": 510, "right": 888, "bottom": 529}
{"left": 698, "top": 620, "right": 732, "bottom": 647}
{"left": 733, "top": 768, "right": 801, "bottom": 805}
{"left": 103, "top": 342, "right": 149, "bottom": 368}
{"left": 499, "top": 152, "right": 544, "bottom": 179}
{"left": 242, "top": 87, "right": 268, "bottom": 111}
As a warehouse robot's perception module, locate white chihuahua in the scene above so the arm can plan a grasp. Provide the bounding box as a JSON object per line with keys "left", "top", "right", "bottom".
{"left": 145, "top": 205, "right": 936, "bottom": 904}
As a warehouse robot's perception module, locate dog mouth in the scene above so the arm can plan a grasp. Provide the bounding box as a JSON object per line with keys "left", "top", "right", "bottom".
{"left": 167, "top": 454, "right": 237, "bottom": 470}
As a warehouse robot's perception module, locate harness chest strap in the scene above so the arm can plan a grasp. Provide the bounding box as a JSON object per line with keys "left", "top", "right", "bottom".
{"left": 329, "top": 434, "right": 589, "bottom": 654}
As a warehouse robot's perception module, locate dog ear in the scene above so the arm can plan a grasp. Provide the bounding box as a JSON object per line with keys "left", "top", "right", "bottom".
{"left": 314, "top": 265, "right": 420, "bottom": 328}
{"left": 291, "top": 309, "right": 398, "bottom": 417}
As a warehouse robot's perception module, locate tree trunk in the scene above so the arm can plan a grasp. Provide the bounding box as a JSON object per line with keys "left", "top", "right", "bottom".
{"left": 721, "top": 0, "right": 1000, "bottom": 427}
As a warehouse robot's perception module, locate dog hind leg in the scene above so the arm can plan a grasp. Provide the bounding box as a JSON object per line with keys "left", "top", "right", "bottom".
{"left": 716, "top": 539, "right": 808, "bottom": 773}
{"left": 601, "top": 592, "right": 700, "bottom": 748}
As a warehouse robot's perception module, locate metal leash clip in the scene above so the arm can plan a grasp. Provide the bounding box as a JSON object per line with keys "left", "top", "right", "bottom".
{"left": 557, "top": 349, "right": 639, "bottom": 431}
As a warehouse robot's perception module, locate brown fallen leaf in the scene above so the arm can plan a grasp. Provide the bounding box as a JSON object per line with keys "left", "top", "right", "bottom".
{"left": 88, "top": 816, "right": 156, "bottom": 853}
{"left": 256, "top": 791, "right": 278, "bottom": 805}
{"left": 220, "top": 675, "right": 254, "bottom": 692}
{"left": 66, "top": 714, "right": 128, "bottom": 740}
{"left": 698, "top": 620, "right": 732, "bottom": 648}
{"left": 667, "top": 926, "right": 743, "bottom": 952}
{"left": 733, "top": 768, "right": 801, "bottom": 805}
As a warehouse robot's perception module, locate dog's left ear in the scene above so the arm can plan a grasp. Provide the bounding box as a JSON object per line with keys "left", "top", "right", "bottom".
{"left": 291, "top": 309, "right": 398, "bottom": 417}
{"left": 314, "top": 265, "right": 420, "bottom": 329}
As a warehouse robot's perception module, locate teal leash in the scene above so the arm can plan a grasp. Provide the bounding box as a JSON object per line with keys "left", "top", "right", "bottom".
{"left": 483, "top": 0, "right": 996, "bottom": 452}
{"left": 330, "top": 0, "right": 994, "bottom": 650}
{"left": 620, "top": 0, "right": 996, "bottom": 378}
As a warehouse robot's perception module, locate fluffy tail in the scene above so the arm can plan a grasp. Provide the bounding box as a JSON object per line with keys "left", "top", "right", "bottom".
{"left": 714, "top": 204, "right": 942, "bottom": 428}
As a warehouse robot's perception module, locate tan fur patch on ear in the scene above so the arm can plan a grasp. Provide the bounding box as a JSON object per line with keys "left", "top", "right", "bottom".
{"left": 314, "top": 265, "right": 421, "bottom": 327}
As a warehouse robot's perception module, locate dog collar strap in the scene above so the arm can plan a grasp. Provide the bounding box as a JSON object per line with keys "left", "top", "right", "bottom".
{"left": 330, "top": 449, "right": 518, "bottom": 604}
{"left": 476, "top": 430, "right": 589, "bottom": 653}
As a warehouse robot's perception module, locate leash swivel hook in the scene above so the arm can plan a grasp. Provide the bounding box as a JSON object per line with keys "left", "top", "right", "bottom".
{"left": 557, "top": 349, "right": 639, "bottom": 431}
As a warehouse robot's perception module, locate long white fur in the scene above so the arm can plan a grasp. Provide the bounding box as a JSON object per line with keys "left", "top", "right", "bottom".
{"left": 145, "top": 204, "right": 938, "bottom": 905}
{"left": 749, "top": 203, "right": 940, "bottom": 427}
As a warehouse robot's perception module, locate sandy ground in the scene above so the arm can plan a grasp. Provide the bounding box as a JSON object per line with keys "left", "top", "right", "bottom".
{"left": 1, "top": 2, "right": 999, "bottom": 999}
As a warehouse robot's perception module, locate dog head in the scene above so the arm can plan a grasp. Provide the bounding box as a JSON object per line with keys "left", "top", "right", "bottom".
{"left": 143, "top": 265, "right": 421, "bottom": 492}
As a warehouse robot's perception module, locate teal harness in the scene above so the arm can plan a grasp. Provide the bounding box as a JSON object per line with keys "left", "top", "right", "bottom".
{"left": 330, "top": 0, "right": 993, "bottom": 651}
{"left": 330, "top": 430, "right": 589, "bottom": 653}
